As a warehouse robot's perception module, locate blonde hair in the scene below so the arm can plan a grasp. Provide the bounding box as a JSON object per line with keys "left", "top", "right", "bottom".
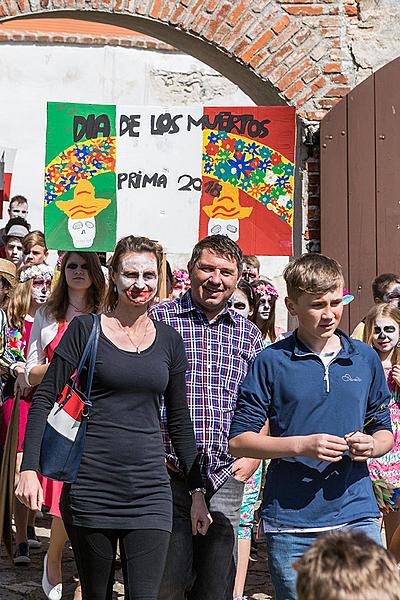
{"left": 22, "top": 230, "right": 47, "bottom": 254}
{"left": 7, "top": 277, "right": 32, "bottom": 331}
{"left": 363, "top": 303, "right": 400, "bottom": 375}
{"left": 284, "top": 253, "right": 344, "bottom": 301}
{"left": 295, "top": 530, "right": 400, "bottom": 600}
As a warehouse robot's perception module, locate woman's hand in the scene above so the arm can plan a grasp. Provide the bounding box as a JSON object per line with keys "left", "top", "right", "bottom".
{"left": 15, "top": 470, "right": 43, "bottom": 511}
{"left": 13, "top": 363, "right": 31, "bottom": 397}
{"left": 190, "top": 492, "right": 212, "bottom": 536}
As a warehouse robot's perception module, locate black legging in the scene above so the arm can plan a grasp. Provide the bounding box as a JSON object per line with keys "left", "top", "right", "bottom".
{"left": 64, "top": 522, "right": 170, "bottom": 600}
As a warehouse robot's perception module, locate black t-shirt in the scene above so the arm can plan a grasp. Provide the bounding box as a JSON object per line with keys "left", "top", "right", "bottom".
{"left": 22, "top": 314, "right": 201, "bottom": 530}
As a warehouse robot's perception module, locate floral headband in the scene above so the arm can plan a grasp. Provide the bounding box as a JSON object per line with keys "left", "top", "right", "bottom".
{"left": 19, "top": 263, "right": 53, "bottom": 283}
{"left": 173, "top": 269, "right": 191, "bottom": 286}
{"left": 255, "top": 282, "right": 279, "bottom": 299}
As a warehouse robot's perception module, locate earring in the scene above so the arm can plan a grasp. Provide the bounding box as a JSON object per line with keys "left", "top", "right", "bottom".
{"left": 113, "top": 284, "right": 117, "bottom": 293}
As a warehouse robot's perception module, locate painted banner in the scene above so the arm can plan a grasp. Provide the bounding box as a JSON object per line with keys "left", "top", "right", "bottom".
{"left": 44, "top": 103, "right": 295, "bottom": 254}
{"left": 0, "top": 147, "right": 17, "bottom": 219}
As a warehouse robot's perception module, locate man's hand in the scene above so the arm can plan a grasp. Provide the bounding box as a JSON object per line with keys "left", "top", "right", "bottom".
{"left": 345, "top": 432, "right": 375, "bottom": 461}
{"left": 190, "top": 492, "right": 212, "bottom": 536}
{"left": 299, "top": 434, "right": 348, "bottom": 462}
{"left": 232, "top": 457, "right": 261, "bottom": 482}
{"left": 15, "top": 470, "right": 43, "bottom": 511}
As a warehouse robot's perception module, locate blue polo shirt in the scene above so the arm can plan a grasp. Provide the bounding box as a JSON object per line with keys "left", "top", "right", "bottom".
{"left": 229, "top": 330, "right": 392, "bottom": 529}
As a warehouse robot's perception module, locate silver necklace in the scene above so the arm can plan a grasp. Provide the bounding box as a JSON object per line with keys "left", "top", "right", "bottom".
{"left": 69, "top": 301, "right": 91, "bottom": 313}
{"left": 114, "top": 317, "right": 151, "bottom": 354}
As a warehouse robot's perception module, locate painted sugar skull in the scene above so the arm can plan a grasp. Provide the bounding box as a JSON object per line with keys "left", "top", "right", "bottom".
{"left": 56, "top": 179, "right": 111, "bottom": 249}
{"left": 202, "top": 182, "right": 252, "bottom": 243}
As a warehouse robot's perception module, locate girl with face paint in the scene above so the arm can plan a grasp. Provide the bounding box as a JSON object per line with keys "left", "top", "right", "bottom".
{"left": 17, "top": 236, "right": 210, "bottom": 600}
{"left": 0, "top": 264, "right": 53, "bottom": 566}
{"left": 363, "top": 303, "right": 400, "bottom": 559}
{"left": 250, "top": 279, "right": 285, "bottom": 346}
{"left": 20, "top": 252, "right": 105, "bottom": 600}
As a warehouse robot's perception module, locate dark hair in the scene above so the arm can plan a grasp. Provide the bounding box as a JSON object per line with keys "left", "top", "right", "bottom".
{"left": 188, "top": 235, "right": 242, "bottom": 274}
{"left": 4, "top": 216, "right": 31, "bottom": 237}
{"left": 250, "top": 278, "right": 278, "bottom": 342}
{"left": 44, "top": 251, "right": 105, "bottom": 321}
{"left": 10, "top": 195, "right": 28, "bottom": 208}
{"left": 372, "top": 273, "right": 400, "bottom": 302}
{"left": 106, "top": 236, "right": 163, "bottom": 311}
{"left": 237, "top": 279, "right": 257, "bottom": 314}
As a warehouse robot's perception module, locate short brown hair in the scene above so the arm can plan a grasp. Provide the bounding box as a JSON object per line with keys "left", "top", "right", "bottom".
{"left": 372, "top": 273, "right": 400, "bottom": 302}
{"left": 22, "top": 230, "right": 47, "bottom": 254}
{"left": 295, "top": 530, "right": 400, "bottom": 600}
{"left": 188, "top": 235, "right": 242, "bottom": 275}
{"left": 106, "top": 236, "right": 163, "bottom": 311}
{"left": 284, "top": 253, "right": 344, "bottom": 301}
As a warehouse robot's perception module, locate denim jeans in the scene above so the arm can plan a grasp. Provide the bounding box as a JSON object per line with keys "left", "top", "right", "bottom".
{"left": 266, "top": 517, "right": 382, "bottom": 600}
{"left": 158, "top": 474, "right": 244, "bottom": 600}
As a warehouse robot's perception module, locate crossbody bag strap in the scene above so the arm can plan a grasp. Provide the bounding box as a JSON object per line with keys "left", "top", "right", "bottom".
{"left": 69, "top": 314, "right": 99, "bottom": 394}
{"left": 81, "top": 314, "right": 100, "bottom": 407}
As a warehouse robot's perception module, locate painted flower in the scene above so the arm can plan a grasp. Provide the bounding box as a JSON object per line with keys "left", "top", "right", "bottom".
{"left": 206, "top": 143, "right": 220, "bottom": 156}
{"left": 259, "top": 146, "right": 272, "bottom": 159}
{"left": 271, "top": 152, "right": 282, "bottom": 165}
{"left": 272, "top": 163, "right": 284, "bottom": 175}
{"left": 276, "top": 175, "right": 290, "bottom": 187}
{"left": 214, "top": 161, "right": 232, "bottom": 182}
{"left": 208, "top": 131, "right": 219, "bottom": 144}
{"left": 259, "top": 193, "right": 270, "bottom": 205}
{"left": 245, "top": 142, "right": 258, "bottom": 156}
{"left": 221, "top": 137, "right": 236, "bottom": 152}
{"left": 218, "top": 149, "right": 231, "bottom": 161}
{"left": 204, "top": 161, "right": 213, "bottom": 174}
{"left": 216, "top": 131, "right": 228, "bottom": 140}
{"left": 227, "top": 154, "right": 254, "bottom": 180}
{"left": 259, "top": 158, "right": 272, "bottom": 170}
{"left": 282, "top": 162, "right": 294, "bottom": 177}
{"left": 250, "top": 169, "right": 266, "bottom": 185}
{"left": 234, "top": 139, "right": 246, "bottom": 152}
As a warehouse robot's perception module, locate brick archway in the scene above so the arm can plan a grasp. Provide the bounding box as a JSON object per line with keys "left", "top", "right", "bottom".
{"left": 0, "top": 1, "right": 355, "bottom": 120}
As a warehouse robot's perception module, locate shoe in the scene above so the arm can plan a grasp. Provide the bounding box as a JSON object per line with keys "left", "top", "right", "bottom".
{"left": 42, "top": 553, "right": 63, "bottom": 600}
{"left": 13, "top": 542, "right": 31, "bottom": 565}
{"left": 27, "top": 526, "right": 42, "bottom": 549}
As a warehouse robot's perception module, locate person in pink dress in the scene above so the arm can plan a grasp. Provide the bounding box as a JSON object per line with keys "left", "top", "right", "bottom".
{"left": 0, "top": 263, "right": 53, "bottom": 564}
{"left": 25, "top": 251, "right": 105, "bottom": 600}
{"left": 363, "top": 303, "right": 400, "bottom": 557}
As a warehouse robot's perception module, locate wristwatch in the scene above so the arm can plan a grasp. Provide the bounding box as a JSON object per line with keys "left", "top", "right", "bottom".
{"left": 189, "top": 487, "right": 207, "bottom": 496}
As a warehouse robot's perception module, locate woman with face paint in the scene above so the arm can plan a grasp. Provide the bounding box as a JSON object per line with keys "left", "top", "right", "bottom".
{"left": 22, "top": 252, "right": 105, "bottom": 600}
{"left": 364, "top": 303, "right": 400, "bottom": 558}
{"left": 250, "top": 279, "right": 285, "bottom": 347}
{"left": 0, "top": 263, "right": 53, "bottom": 565}
{"left": 16, "top": 236, "right": 210, "bottom": 600}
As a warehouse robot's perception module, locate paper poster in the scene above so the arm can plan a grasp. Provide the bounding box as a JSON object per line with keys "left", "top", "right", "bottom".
{"left": 44, "top": 103, "right": 295, "bottom": 254}
{"left": 0, "top": 147, "right": 17, "bottom": 219}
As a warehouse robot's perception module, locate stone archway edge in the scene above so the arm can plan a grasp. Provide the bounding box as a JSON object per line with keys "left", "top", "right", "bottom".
{"left": 0, "top": 0, "right": 359, "bottom": 122}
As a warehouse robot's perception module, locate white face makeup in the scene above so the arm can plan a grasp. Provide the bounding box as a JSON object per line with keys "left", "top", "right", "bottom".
{"left": 257, "top": 293, "right": 272, "bottom": 321}
{"left": 31, "top": 276, "right": 52, "bottom": 304}
{"left": 372, "top": 317, "right": 399, "bottom": 353}
{"left": 227, "top": 288, "right": 252, "bottom": 319}
{"left": 114, "top": 252, "right": 158, "bottom": 306}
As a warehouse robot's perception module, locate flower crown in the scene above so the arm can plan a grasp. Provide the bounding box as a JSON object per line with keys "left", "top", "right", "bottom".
{"left": 256, "top": 282, "right": 279, "bottom": 299}
{"left": 173, "top": 269, "right": 191, "bottom": 286}
{"left": 19, "top": 263, "right": 53, "bottom": 283}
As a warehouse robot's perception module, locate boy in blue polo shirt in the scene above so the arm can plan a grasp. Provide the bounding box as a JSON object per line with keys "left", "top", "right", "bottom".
{"left": 229, "top": 253, "right": 393, "bottom": 600}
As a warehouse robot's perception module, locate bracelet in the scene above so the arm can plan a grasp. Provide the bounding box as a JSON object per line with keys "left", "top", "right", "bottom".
{"left": 189, "top": 487, "right": 206, "bottom": 496}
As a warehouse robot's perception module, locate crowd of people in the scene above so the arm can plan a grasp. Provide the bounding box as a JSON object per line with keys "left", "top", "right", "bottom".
{"left": 0, "top": 193, "right": 399, "bottom": 600}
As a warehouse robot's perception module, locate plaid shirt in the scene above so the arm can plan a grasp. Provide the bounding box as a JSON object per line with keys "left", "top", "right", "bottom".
{"left": 150, "top": 291, "right": 264, "bottom": 490}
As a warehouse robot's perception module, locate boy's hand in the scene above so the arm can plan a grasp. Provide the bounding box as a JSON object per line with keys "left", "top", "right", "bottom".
{"left": 232, "top": 457, "right": 261, "bottom": 482}
{"left": 344, "top": 432, "right": 375, "bottom": 461}
{"left": 300, "top": 434, "right": 348, "bottom": 462}
{"left": 392, "top": 365, "right": 400, "bottom": 387}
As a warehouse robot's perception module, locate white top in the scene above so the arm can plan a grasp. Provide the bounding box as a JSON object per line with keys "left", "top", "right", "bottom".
{"left": 24, "top": 306, "right": 58, "bottom": 384}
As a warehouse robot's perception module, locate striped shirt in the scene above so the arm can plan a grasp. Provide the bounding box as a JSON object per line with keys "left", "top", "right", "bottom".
{"left": 150, "top": 291, "right": 264, "bottom": 490}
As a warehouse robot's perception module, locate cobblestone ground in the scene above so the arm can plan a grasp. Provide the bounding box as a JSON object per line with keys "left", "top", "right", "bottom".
{"left": 0, "top": 515, "right": 273, "bottom": 599}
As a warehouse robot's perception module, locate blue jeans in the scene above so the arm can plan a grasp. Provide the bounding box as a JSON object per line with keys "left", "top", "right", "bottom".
{"left": 266, "top": 517, "right": 382, "bottom": 600}
{"left": 158, "top": 474, "right": 244, "bottom": 600}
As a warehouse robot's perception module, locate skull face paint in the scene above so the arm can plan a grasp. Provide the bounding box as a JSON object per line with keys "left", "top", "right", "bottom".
{"left": 31, "top": 276, "right": 52, "bottom": 304}
{"left": 372, "top": 317, "right": 399, "bottom": 354}
{"left": 383, "top": 285, "right": 400, "bottom": 308}
{"left": 67, "top": 217, "right": 96, "bottom": 249}
{"left": 257, "top": 293, "right": 273, "bottom": 321}
{"left": 114, "top": 252, "right": 158, "bottom": 306}
{"left": 208, "top": 218, "right": 239, "bottom": 242}
{"left": 227, "top": 288, "right": 252, "bottom": 319}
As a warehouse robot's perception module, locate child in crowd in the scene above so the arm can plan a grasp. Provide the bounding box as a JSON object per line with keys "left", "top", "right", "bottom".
{"left": 294, "top": 530, "right": 400, "bottom": 600}
{"left": 352, "top": 272, "right": 400, "bottom": 340}
{"left": 228, "top": 280, "right": 263, "bottom": 600}
{"left": 229, "top": 253, "right": 393, "bottom": 600}
{"left": 250, "top": 279, "right": 284, "bottom": 346}
{"left": 242, "top": 255, "right": 260, "bottom": 283}
{"left": 22, "top": 231, "right": 49, "bottom": 266}
{"left": 363, "top": 303, "right": 400, "bottom": 553}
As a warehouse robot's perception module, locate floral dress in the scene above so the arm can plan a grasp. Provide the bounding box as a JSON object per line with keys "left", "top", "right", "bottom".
{"left": 368, "top": 367, "right": 400, "bottom": 508}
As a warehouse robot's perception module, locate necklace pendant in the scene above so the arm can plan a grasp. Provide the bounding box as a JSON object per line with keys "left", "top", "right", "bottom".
{"left": 137, "top": 347, "right": 140, "bottom": 354}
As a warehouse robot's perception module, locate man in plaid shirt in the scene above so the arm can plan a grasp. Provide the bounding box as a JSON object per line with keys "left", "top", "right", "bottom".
{"left": 151, "top": 235, "right": 264, "bottom": 600}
